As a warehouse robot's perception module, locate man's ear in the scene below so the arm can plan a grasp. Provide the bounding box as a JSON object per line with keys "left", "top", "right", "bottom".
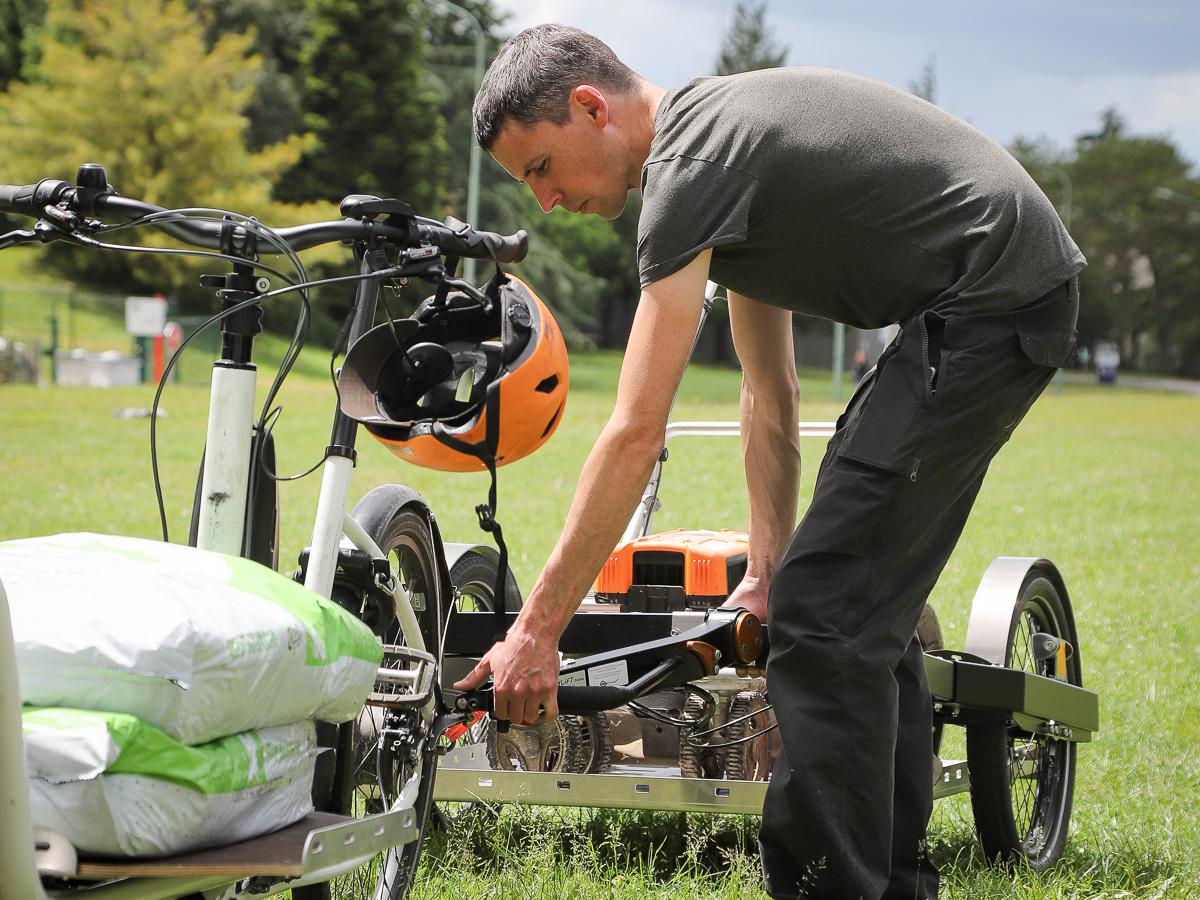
{"left": 572, "top": 84, "right": 610, "bottom": 128}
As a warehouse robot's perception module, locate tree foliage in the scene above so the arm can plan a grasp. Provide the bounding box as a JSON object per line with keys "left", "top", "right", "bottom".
{"left": 422, "top": 0, "right": 507, "bottom": 213}
{"left": 715, "top": 0, "right": 789, "bottom": 76}
{"left": 0, "top": 0, "right": 44, "bottom": 88}
{"left": 280, "top": 0, "right": 447, "bottom": 211}
{"left": 909, "top": 53, "right": 936, "bottom": 104}
{"left": 1014, "top": 110, "right": 1200, "bottom": 375}
{"left": 192, "top": 0, "right": 309, "bottom": 152}
{"left": 0, "top": 0, "right": 329, "bottom": 305}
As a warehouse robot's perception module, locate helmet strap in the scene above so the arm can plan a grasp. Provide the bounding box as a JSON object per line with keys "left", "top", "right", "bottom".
{"left": 431, "top": 381, "right": 511, "bottom": 642}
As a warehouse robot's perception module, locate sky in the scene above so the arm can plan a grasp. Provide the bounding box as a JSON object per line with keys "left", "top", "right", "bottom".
{"left": 489, "top": 0, "right": 1200, "bottom": 169}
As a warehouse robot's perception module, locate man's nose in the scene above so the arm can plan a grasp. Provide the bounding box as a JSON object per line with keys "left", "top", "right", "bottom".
{"left": 532, "top": 182, "right": 561, "bottom": 213}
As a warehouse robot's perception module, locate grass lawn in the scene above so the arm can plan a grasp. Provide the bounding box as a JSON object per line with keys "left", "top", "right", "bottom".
{"left": 2, "top": 346, "right": 1198, "bottom": 898}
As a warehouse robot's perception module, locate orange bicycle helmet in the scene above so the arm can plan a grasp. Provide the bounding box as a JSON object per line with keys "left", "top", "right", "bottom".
{"left": 339, "top": 274, "right": 568, "bottom": 472}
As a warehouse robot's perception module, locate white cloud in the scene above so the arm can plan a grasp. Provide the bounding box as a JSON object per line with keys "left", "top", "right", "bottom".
{"left": 978, "top": 70, "right": 1200, "bottom": 165}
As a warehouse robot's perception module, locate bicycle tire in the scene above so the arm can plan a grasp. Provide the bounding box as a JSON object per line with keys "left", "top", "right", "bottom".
{"left": 965, "top": 572, "right": 1079, "bottom": 870}
{"left": 296, "top": 507, "right": 443, "bottom": 900}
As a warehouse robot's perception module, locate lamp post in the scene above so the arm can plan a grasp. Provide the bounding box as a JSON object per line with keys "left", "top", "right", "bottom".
{"left": 434, "top": 0, "right": 486, "bottom": 283}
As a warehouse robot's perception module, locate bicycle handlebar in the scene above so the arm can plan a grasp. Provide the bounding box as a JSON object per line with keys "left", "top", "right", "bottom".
{"left": 0, "top": 178, "right": 73, "bottom": 217}
{"left": 455, "top": 608, "right": 765, "bottom": 719}
{"left": 555, "top": 684, "right": 636, "bottom": 715}
{"left": 0, "top": 177, "right": 528, "bottom": 262}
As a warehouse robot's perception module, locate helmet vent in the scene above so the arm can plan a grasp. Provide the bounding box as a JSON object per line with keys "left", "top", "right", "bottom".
{"left": 540, "top": 404, "right": 563, "bottom": 438}
{"left": 455, "top": 367, "right": 476, "bottom": 402}
{"left": 534, "top": 374, "right": 559, "bottom": 394}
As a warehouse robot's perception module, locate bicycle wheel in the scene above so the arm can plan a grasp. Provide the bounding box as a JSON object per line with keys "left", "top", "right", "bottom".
{"left": 966, "top": 571, "right": 1079, "bottom": 870}
{"left": 298, "top": 507, "right": 443, "bottom": 900}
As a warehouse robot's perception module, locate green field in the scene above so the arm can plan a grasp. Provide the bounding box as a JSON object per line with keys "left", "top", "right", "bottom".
{"left": 2, "top": 350, "right": 1198, "bottom": 898}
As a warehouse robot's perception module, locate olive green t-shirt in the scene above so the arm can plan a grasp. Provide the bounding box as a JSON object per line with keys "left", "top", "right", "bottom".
{"left": 638, "top": 68, "right": 1085, "bottom": 328}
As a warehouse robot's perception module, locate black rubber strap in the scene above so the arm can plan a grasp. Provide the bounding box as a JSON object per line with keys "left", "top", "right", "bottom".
{"left": 431, "top": 382, "right": 509, "bottom": 641}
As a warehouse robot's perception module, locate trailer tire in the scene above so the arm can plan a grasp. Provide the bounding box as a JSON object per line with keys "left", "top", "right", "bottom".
{"left": 449, "top": 550, "right": 522, "bottom": 612}
{"left": 966, "top": 571, "right": 1079, "bottom": 871}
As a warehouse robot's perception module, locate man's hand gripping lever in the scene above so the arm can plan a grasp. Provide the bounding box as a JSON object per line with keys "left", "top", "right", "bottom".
{"left": 452, "top": 608, "right": 764, "bottom": 731}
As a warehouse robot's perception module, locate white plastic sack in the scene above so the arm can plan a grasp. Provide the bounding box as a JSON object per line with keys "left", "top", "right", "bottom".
{"left": 1, "top": 533, "right": 382, "bottom": 744}
{"left": 24, "top": 707, "right": 315, "bottom": 857}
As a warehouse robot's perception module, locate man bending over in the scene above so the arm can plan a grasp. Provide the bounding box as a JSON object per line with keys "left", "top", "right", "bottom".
{"left": 456, "top": 24, "right": 1082, "bottom": 900}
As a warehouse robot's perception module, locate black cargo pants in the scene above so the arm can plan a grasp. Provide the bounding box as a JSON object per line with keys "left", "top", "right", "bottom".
{"left": 759, "top": 280, "right": 1079, "bottom": 899}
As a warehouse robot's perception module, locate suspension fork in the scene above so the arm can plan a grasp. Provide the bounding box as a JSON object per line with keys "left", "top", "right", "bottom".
{"left": 303, "top": 245, "right": 388, "bottom": 600}
{"left": 193, "top": 258, "right": 266, "bottom": 556}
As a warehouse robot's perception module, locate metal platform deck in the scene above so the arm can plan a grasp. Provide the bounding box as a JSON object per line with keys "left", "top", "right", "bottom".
{"left": 434, "top": 744, "right": 970, "bottom": 814}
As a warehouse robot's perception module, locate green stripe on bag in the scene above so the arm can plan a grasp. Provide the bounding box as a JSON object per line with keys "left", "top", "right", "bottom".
{"left": 22, "top": 708, "right": 314, "bottom": 796}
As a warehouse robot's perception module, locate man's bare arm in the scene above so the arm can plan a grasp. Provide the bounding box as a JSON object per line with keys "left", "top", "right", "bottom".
{"left": 454, "top": 250, "right": 712, "bottom": 724}
{"left": 723, "top": 291, "right": 801, "bottom": 618}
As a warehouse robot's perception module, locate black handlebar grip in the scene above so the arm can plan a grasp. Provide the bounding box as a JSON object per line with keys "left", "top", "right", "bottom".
{"left": 0, "top": 179, "right": 73, "bottom": 217}
{"left": 421, "top": 219, "right": 529, "bottom": 264}
{"left": 555, "top": 684, "right": 632, "bottom": 715}
{"left": 486, "top": 228, "right": 528, "bottom": 264}
{"left": 0, "top": 182, "right": 38, "bottom": 216}
{"left": 0, "top": 184, "right": 22, "bottom": 211}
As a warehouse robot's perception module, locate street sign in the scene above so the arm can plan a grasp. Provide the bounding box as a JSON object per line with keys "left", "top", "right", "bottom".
{"left": 125, "top": 296, "right": 167, "bottom": 337}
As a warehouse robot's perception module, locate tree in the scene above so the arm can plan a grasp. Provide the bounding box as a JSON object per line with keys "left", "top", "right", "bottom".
{"left": 0, "top": 0, "right": 327, "bottom": 304}
{"left": 0, "top": 0, "right": 44, "bottom": 88}
{"left": 715, "top": 0, "right": 788, "bottom": 76}
{"left": 422, "top": 0, "right": 508, "bottom": 215}
{"left": 703, "top": 0, "right": 790, "bottom": 363}
{"left": 192, "top": 0, "right": 310, "bottom": 152}
{"left": 281, "top": 0, "right": 447, "bottom": 212}
{"left": 1013, "top": 110, "right": 1200, "bottom": 375}
{"left": 1067, "top": 112, "right": 1198, "bottom": 373}
{"left": 909, "top": 53, "right": 936, "bottom": 104}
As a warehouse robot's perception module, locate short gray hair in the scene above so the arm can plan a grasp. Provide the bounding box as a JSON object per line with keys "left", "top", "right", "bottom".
{"left": 473, "top": 25, "right": 640, "bottom": 151}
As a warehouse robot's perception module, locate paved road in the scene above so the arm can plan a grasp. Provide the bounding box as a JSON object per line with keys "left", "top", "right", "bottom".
{"left": 1060, "top": 371, "right": 1200, "bottom": 395}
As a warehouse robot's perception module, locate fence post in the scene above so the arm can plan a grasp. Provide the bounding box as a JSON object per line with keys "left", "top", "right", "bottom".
{"left": 832, "top": 322, "right": 845, "bottom": 403}
{"left": 46, "top": 309, "right": 58, "bottom": 385}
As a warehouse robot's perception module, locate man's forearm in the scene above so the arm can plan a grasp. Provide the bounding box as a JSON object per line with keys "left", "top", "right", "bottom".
{"left": 742, "top": 381, "right": 801, "bottom": 581}
{"left": 512, "top": 420, "right": 663, "bottom": 639}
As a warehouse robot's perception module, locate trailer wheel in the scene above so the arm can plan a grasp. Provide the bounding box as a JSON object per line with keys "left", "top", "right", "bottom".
{"left": 966, "top": 571, "right": 1079, "bottom": 870}
{"left": 449, "top": 550, "right": 522, "bottom": 612}
{"left": 917, "top": 603, "right": 946, "bottom": 756}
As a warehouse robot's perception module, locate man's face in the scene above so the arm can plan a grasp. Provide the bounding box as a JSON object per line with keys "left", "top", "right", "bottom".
{"left": 490, "top": 88, "right": 632, "bottom": 220}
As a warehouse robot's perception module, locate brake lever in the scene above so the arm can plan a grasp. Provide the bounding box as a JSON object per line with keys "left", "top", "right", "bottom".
{"left": 0, "top": 228, "right": 39, "bottom": 250}
{"left": 440, "top": 275, "right": 494, "bottom": 311}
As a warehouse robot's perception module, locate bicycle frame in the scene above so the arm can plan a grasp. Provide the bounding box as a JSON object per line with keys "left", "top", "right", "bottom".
{"left": 1, "top": 245, "right": 436, "bottom": 900}
{"left": 0, "top": 167, "right": 543, "bottom": 896}
{"left": 189, "top": 247, "right": 428, "bottom": 655}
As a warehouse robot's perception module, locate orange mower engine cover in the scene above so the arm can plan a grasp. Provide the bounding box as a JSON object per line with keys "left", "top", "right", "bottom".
{"left": 595, "top": 529, "right": 749, "bottom": 613}
{"left": 338, "top": 275, "right": 568, "bottom": 472}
